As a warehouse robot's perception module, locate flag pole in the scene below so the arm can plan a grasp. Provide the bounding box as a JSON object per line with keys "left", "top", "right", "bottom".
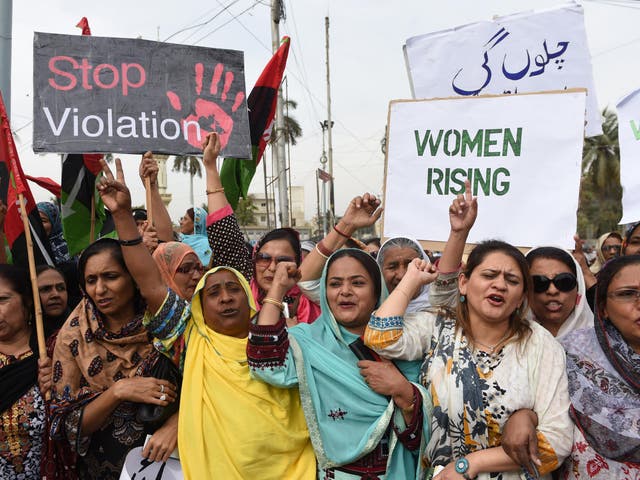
{"left": 144, "top": 177, "right": 154, "bottom": 225}
{"left": 17, "top": 192, "right": 47, "bottom": 360}
{"left": 89, "top": 193, "right": 96, "bottom": 243}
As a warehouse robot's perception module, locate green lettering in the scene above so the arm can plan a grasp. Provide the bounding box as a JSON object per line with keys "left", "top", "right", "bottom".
{"left": 483, "top": 129, "right": 501, "bottom": 156}
{"left": 492, "top": 168, "right": 510, "bottom": 195}
{"left": 473, "top": 168, "right": 491, "bottom": 196}
{"left": 450, "top": 168, "right": 466, "bottom": 194}
{"left": 443, "top": 129, "right": 461, "bottom": 156}
{"left": 630, "top": 120, "right": 640, "bottom": 141}
{"left": 428, "top": 130, "right": 444, "bottom": 156}
{"left": 427, "top": 168, "right": 444, "bottom": 194}
{"left": 414, "top": 130, "right": 429, "bottom": 156}
{"left": 461, "top": 130, "right": 483, "bottom": 157}
{"left": 503, "top": 127, "right": 522, "bottom": 156}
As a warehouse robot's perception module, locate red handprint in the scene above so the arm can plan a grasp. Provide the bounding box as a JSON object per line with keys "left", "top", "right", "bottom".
{"left": 167, "top": 63, "right": 245, "bottom": 150}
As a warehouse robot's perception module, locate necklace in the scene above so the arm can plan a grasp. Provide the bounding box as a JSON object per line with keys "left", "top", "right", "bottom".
{"left": 474, "top": 329, "right": 512, "bottom": 354}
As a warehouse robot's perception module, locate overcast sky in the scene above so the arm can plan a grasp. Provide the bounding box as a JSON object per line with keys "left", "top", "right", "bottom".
{"left": 7, "top": 0, "right": 640, "bottom": 223}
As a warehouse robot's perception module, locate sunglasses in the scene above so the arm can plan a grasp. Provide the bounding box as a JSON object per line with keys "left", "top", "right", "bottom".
{"left": 532, "top": 273, "right": 577, "bottom": 293}
{"left": 175, "top": 263, "right": 205, "bottom": 275}
{"left": 254, "top": 252, "right": 296, "bottom": 267}
{"left": 607, "top": 288, "right": 640, "bottom": 303}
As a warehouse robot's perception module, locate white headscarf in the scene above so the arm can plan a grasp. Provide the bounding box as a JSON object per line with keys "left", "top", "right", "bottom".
{"left": 526, "top": 246, "right": 594, "bottom": 339}
{"left": 377, "top": 237, "right": 431, "bottom": 313}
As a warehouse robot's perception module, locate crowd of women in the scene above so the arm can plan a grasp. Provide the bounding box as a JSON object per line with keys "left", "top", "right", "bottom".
{"left": 0, "top": 131, "right": 638, "bottom": 479}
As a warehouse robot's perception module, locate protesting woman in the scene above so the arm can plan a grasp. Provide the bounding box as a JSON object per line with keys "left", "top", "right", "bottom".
{"left": 0, "top": 265, "right": 45, "bottom": 480}
{"left": 152, "top": 242, "right": 204, "bottom": 301}
{"left": 248, "top": 248, "right": 430, "bottom": 479}
{"left": 589, "top": 232, "right": 622, "bottom": 275}
{"left": 365, "top": 185, "right": 573, "bottom": 479}
{"left": 96, "top": 136, "right": 316, "bottom": 480}
{"left": 49, "top": 238, "right": 179, "bottom": 479}
{"left": 377, "top": 237, "right": 431, "bottom": 313}
{"left": 178, "top": 207, "right": 211, "bottom": 266}
{"left": 526, "top": 247, "right": 593, "bottom": 339}
{"left": 559, "top": 255, "right": 640, "bottom": 478}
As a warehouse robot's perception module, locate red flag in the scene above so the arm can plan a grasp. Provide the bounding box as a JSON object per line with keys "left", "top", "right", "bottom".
{"left": 76, "top": 17, "right": 91, "bottom": 36}
{"left": 317, "top": 169, "right": 332, "bottom": 183}
{"left": 0, "top": 93, "right": 53, "bottom": 265}
{"left": 26, "top": 175, "right": 61, "bottom": 198}
{"left": 219, "top": 37, "right": 291, "bottom": 208}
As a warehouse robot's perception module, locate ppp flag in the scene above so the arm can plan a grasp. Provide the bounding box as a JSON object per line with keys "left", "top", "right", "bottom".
{"left": 220, "top": 36, "right": 290, "bottom": 209}
{"left": 0, "top": 93, "right": 53, "bottom": 266}
{"left": 61, "top": 154, "right": 108, "bottom": 256}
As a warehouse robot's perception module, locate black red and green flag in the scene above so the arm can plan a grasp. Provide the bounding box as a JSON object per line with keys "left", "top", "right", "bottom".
{"left": 60, "top": 153, "right": 110, "bottom": 256}
{"left": 0, "top": 93, "right": 54, "bottom": 266}
{"left": 220, "top": 36, "right": 291, "bottom": 209}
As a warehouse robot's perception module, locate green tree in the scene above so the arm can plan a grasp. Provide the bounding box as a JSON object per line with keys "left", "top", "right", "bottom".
{"left": 272, "top": 99, "right": 302, "bottom": 146}
{"left": 577, "top": 108, "right": 623, "bottom": 238}
{"left": 236, "top": 194, "right": 257, "bottom": 226}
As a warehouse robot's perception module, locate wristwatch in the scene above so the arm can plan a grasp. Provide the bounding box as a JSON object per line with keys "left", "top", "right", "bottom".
{"left": 455, "top": 457, "right": 474, "bottom": 479}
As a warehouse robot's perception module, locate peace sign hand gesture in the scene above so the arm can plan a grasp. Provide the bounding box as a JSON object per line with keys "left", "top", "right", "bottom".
{"left": 449, "top": 180, "right": 477, "bottom": 234}
{"left": 97, "top": 158, "right": 132, "bottom": 215}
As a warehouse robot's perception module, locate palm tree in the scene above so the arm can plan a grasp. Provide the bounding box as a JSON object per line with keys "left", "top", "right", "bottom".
{"left": 172, "top": 155, "right": 202, "bottom": 205}
{"left": 577, "top": 108, "right": 622, "bottom": 237}
{"left": 271, "top": 99, "right": 302, "bottom": 146}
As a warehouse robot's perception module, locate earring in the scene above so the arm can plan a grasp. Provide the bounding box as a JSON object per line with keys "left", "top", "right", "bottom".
{"left": 460, "top": 294, "right": 466, "bottom": 303}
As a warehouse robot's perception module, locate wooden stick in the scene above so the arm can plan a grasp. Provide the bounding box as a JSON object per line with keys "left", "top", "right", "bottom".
{"left": 89, "top": 193, "right": 96, "bottom": 243}
{"left": 17, "top": 193, "right": 47, "bottom": 360}
{"left": 144, "top": 176, "right": 154, "bottom": 225}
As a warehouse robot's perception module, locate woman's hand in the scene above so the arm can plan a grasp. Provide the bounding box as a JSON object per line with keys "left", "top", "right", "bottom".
{"left": 573, "top": 234, "right": 597, "bottom": 289}
{"left": 97, "top": 158, "right": 132, "bottom": 215}
{"left": 358, "top": 358, "right": 412, "bottom": 402}
{"left": 142, "top": 412, "right": 178, "bottom": 463}
{"left": 38, "top": 357, "right": 52, "bottom": 396}
{"left": 202, "top": 132, "right": 221, "bottom": 171}
{"left": 502, "top": 409, "right": 541, "bottom": 475}
{"left": 268, "top": 261, "right": 301, "bottom": 298}
{"left": 111, "top": 376, "right": 178, "bottom": 406}
{"left": 139, "top": 221, "right": 159, "bottom": 254}
{"left": 449, "top": 180, "right": 477, "bottom": 234}
{"left": 339, "top": 193, "right": 383, "bottom": 234}
{"left": 139, "top": 152, "right": 159, "bottom": 187}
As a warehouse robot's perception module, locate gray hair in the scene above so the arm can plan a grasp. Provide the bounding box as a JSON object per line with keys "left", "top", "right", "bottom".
{"left": 377, "top": 237, "right": 424, "bottom": 267}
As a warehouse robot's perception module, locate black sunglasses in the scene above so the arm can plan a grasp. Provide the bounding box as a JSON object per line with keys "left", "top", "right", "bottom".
{"left": 254, "top": 252, "right": 296, "bottom": 266}
{"left": 532, "top": 273, "right": 577, "bottom": 293}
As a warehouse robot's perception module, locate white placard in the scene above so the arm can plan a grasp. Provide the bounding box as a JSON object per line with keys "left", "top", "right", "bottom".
{"left": 119, "top": 447, "right": 183, "bottom": 480}
{"left": 383, "top": 91, "right": 586, "bottom": 250}
{"left": 616, "top": 88, "right": 640, "bottom": 224}
{"left": 404, "top": 3, "right": 601, "bottom": 137}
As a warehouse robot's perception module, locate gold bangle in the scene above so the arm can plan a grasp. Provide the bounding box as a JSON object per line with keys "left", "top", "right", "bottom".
{"left": 206, "top": 187, "right": 225, "bottom": 195}
{"left": 262, "top": 297, "right": 284, "bottom": 311}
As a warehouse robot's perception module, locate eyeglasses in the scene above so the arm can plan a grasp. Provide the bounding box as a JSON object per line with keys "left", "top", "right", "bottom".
{"left": 175, "top": 263, "right": 205, "bottom": 275}
{"left": 607, "top": 289, "right": 640, "bottom": 303}
{"left": 602, "top": 245, "right": 621, "bottom": 253}
{"left": 254, "top": 252, "right": 296, "bottom": 267}
{"left": 532, "top": 273, "right": 577, "bottom": 293}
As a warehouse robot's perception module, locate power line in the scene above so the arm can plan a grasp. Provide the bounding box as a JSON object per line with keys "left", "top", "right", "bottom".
{"left": 163, "top": 0, "right": 243, "bottom": 42}
{"left": 192, "top": 0, "right": 266, "bottom": 45}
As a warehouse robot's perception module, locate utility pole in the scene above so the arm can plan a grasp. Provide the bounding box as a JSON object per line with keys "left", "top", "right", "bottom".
{"left": 325, "top": 16, "right": 335, "bottom": 226}
{"left": 271, "top": 0, "right": 290, "bottom": 227}
{"left": 0, "top": 0, "right": 12, "bottom": 118}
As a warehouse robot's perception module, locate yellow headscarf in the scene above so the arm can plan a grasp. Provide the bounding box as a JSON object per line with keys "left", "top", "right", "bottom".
{"left": 178, "top": 266, "right": 315, "bottom": 480}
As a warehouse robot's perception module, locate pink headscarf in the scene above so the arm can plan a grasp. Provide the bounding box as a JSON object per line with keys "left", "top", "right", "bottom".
{"left": 152, "top": 242, "right": 198, "bottom": 300}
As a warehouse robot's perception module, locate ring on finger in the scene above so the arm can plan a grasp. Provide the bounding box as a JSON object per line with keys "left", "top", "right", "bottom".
{"left": 160, "top": 384, "right": 165, "bottom": 394}
{"left": 160, "top": 394, "right": 167, "bottom": 402}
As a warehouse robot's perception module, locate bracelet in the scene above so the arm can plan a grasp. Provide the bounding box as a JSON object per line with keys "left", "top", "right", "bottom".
{"left": 315, "top": 244, "right": 329, "bottom": 259}
{"left": 118, "top": 236, "right": 143, "bottom": 246}
{"left": 316, "top": 240, "right": 333, "bottom": 258}
{"left": 206, "top": 187, "right": 225, "bottom": 195}
{"left": 262, "top": 297, "right": 284, "bottom": 311}
{"left": 333, "top": 225, "right": 352, "bottom": 239}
